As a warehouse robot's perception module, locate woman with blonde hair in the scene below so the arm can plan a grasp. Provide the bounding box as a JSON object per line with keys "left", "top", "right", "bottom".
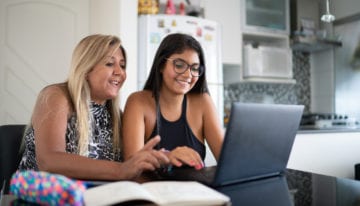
{"left": 19, "top": 34, "right": 169, "bottom": 180}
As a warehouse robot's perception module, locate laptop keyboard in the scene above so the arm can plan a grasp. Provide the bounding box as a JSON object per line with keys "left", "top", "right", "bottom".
{"left": 153, "top": 166, "right": 217, "bottom": 186}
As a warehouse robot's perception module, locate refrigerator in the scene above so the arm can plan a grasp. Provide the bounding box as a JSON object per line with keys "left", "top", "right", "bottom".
{"left": 138, "top": 14, "right": 224, "bottom": 126}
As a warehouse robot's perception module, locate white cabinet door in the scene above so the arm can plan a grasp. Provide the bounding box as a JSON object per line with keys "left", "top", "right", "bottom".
{"left": 0, "top": 0, "right": 89, "bottom": 124}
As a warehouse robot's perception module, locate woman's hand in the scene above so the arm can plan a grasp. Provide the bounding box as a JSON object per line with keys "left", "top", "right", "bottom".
{"left": 167, "top": 146, "right": 204, "bottom": 170}
{"left": 122, "top": 136, "right": 169, "bottom": 179}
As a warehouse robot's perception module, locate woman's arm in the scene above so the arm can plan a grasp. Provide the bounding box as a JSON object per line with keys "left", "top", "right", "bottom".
{"left": 123, "top": 92, "right": 199, "bottom": 169}
{"left": 32, "top": 86, "right": 168, "bottom": 180}
{"left": 122, "top": 92, "right": 149, "bottom": 160}
{"left": 170, "top": 93, "right": 223, "bottom": 168}
{"left": 200, "top": 93, "right": 224, "bottom": 161}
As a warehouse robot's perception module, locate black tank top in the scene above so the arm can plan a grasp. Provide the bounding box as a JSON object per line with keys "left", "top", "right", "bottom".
{"left": 150, "top": 95, "right": 206, "bottom": 160}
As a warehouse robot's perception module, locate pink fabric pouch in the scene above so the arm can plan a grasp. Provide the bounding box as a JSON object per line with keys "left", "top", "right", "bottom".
{"left": 9, "top": 170, "right": 86, "bottom": 206}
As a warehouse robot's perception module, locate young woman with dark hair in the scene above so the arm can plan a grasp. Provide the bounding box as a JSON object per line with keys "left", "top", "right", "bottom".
{"left": 123, "top": 33, "right": 224, "bottom": 169}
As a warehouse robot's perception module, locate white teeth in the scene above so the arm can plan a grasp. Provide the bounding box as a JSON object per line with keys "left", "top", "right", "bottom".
{"left": 178, "top": 79, "right": 190, "bottom": 84}
{"left": 111, "top": 80, "right": 119, "bottom": 85}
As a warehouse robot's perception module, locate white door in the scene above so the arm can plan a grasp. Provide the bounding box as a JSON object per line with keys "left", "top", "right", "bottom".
{"left": 0, "top": 0, "right": 89, "bottom": 124}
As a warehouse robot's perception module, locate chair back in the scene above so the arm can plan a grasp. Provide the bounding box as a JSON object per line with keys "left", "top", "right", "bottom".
{"left": 0, "top": 124, "right": 26, "bottom": 194}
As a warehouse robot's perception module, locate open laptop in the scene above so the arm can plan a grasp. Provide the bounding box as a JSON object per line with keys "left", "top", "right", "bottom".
{"left": 157, "top": 102, "right": 304, "bottom": 188}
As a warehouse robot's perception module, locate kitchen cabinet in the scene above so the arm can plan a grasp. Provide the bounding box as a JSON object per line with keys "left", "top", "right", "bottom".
{"left": 241, "top": 33, "right": 294, "bottom": 84}
{"left": 242, "top": 0, "right": 289, "bottom": 35}
{"left": 240, "top": 0, "right": 294, "bottom": 84}
{"left": 205, "top": 0, "right": 294, "bottom": 84}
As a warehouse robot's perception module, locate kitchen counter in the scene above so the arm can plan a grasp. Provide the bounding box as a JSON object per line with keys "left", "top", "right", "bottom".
{"left": 288, "top": 131, "right": 360, "bottom": 179}
{"left": 298, "top": 127, "right": 360, "bottom": 134}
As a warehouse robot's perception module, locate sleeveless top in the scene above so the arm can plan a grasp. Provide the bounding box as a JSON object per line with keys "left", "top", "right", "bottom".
{"left": 150, "top": 95, "right": 206, "bottom": 160}
{"left": 18, "top": 102, "right": 122, "bottom": 170}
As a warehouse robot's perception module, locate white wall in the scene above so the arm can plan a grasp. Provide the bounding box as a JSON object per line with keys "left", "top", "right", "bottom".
{"left": 118, "top": 0, "right": 139, "bottom": 109}
{"left": 333, "top": 20, "right": 360, "bottom": 121}
{"left": 310, "top": 50, "right": 335, "bottom": 113}
{"left": 316, "top": 0, "right": 360, "bottom": 21}
{"left": 332, "top": 0, "right": 360, "bottom": 20}
{"left": 89, "top": 0, "right": 138, "bottom": 109}
{"left": 310, "top": 0, "right": 360, "bottom": 114}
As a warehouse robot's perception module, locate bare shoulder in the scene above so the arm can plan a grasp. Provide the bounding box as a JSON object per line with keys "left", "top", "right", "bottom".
{"left": 125, "top": 90, "right": 154, "bottom": 109}
{"left": 187, "top": 92, "right": 213, "bottom": 107}
{"left": 186, "top": 93, "right": 216, "bottom": 119}
{"left": 41, "top": 83, "right": 68, "bottom": 96}
{"left": 31, "top": 83, "right": 72, "bottom": 127}
{"left": 123, "top": 90, "right": 155, "bottom": 138}
{"left": 35, "top": 83, "right": 73, "bottom": 114}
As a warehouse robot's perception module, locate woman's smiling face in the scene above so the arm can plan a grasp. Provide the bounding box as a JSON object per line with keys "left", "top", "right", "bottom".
{"left": 161, "top": 49, "right": 200, "bottom": 95}
{"left": 87, "top": 47, "right": 126, "bottom": 105}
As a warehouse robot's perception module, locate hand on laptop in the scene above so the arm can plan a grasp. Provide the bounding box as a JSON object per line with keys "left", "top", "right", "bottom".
{"left": 123, "top": 136, "right": 170, "bottom": 179}
{"left": 162, "top": 146, "right": 204, "bottom": 170}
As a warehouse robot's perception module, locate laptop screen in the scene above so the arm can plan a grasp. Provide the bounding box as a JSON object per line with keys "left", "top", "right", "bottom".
{"left": 213, "top": 103, "right": 304, "bottom": 187}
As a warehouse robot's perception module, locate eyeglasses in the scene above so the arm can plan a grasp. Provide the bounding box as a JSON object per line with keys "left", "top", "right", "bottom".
{"left": 167, "top": 58, "right": 203, "bottom": 77}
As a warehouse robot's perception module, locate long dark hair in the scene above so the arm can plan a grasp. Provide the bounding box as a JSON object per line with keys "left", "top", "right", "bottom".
{"left": 143, "top": 33, "right": 209, "bottom": 137}
{"left": 143, "top": 33, "right": 209, "bottom": 101}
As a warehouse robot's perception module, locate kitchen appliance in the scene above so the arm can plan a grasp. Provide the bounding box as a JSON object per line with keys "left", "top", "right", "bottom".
{"left": 300, "top": 113, "right": 359, "bottom": 129}
{"left": 138, "top": 14, "right": 224, "bottom": 125}
{"left": 243, "top": 44, "right": 292, "bottom": 79}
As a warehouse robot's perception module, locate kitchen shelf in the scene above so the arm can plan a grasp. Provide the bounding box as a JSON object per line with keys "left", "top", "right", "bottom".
{"left": 223, "top": 64, "right": 296, "bottom": 85}
{"left": 291, "top": 37, "right": 342, "bottom": 53}
{"left": 246, "top": 7, "right": 284, "bottom": 16}
{"left": 240, "top": 77, "right": 296, "bottom": 84}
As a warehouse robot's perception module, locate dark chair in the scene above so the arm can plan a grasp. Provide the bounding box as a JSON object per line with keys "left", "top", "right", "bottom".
{"left": 0, "top": 124, "right": 26, "bottom": 194}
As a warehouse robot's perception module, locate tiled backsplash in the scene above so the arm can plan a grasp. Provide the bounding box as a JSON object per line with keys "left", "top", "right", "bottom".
{"left": 224, "top": 51, "right": 311, "bottom": 120}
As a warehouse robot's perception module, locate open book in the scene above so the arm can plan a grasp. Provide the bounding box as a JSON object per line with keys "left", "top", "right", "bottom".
{"left": 84, "top": 181, "right": 230, "bottom": 206}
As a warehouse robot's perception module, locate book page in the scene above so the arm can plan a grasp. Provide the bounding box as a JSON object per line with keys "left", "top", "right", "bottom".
{"left": 84, "top": 181, "right": 156, "bottom": 206}
{"left": 143, "top": 181, "right": 230, "bottom": 206}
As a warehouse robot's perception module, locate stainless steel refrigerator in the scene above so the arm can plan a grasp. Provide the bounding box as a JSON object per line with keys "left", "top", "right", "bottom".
{"left": 138, "top": 14, "right": 224, "bottom": 126}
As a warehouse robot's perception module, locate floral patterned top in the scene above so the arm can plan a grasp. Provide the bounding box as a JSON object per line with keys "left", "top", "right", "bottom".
{"left": 18, "top": 102, "right": 122, "bottom": 170}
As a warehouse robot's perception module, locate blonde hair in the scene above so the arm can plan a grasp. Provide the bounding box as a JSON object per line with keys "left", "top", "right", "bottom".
{"left": 67, "top": 34, "right": 122, "bottom": 156}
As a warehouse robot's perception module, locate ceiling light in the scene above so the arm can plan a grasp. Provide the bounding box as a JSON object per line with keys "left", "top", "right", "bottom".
{"left": 321, "top": 0, "right": 335, "bottom": 23}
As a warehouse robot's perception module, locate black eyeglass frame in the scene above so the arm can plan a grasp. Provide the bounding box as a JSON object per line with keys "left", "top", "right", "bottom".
{"left": 166, "top": 58, "right": 204, "bottom": 77}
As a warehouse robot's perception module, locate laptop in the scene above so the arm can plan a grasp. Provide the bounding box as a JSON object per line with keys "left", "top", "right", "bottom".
{"left": 157, "top": 102, "right": 304, "bottom": 188}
